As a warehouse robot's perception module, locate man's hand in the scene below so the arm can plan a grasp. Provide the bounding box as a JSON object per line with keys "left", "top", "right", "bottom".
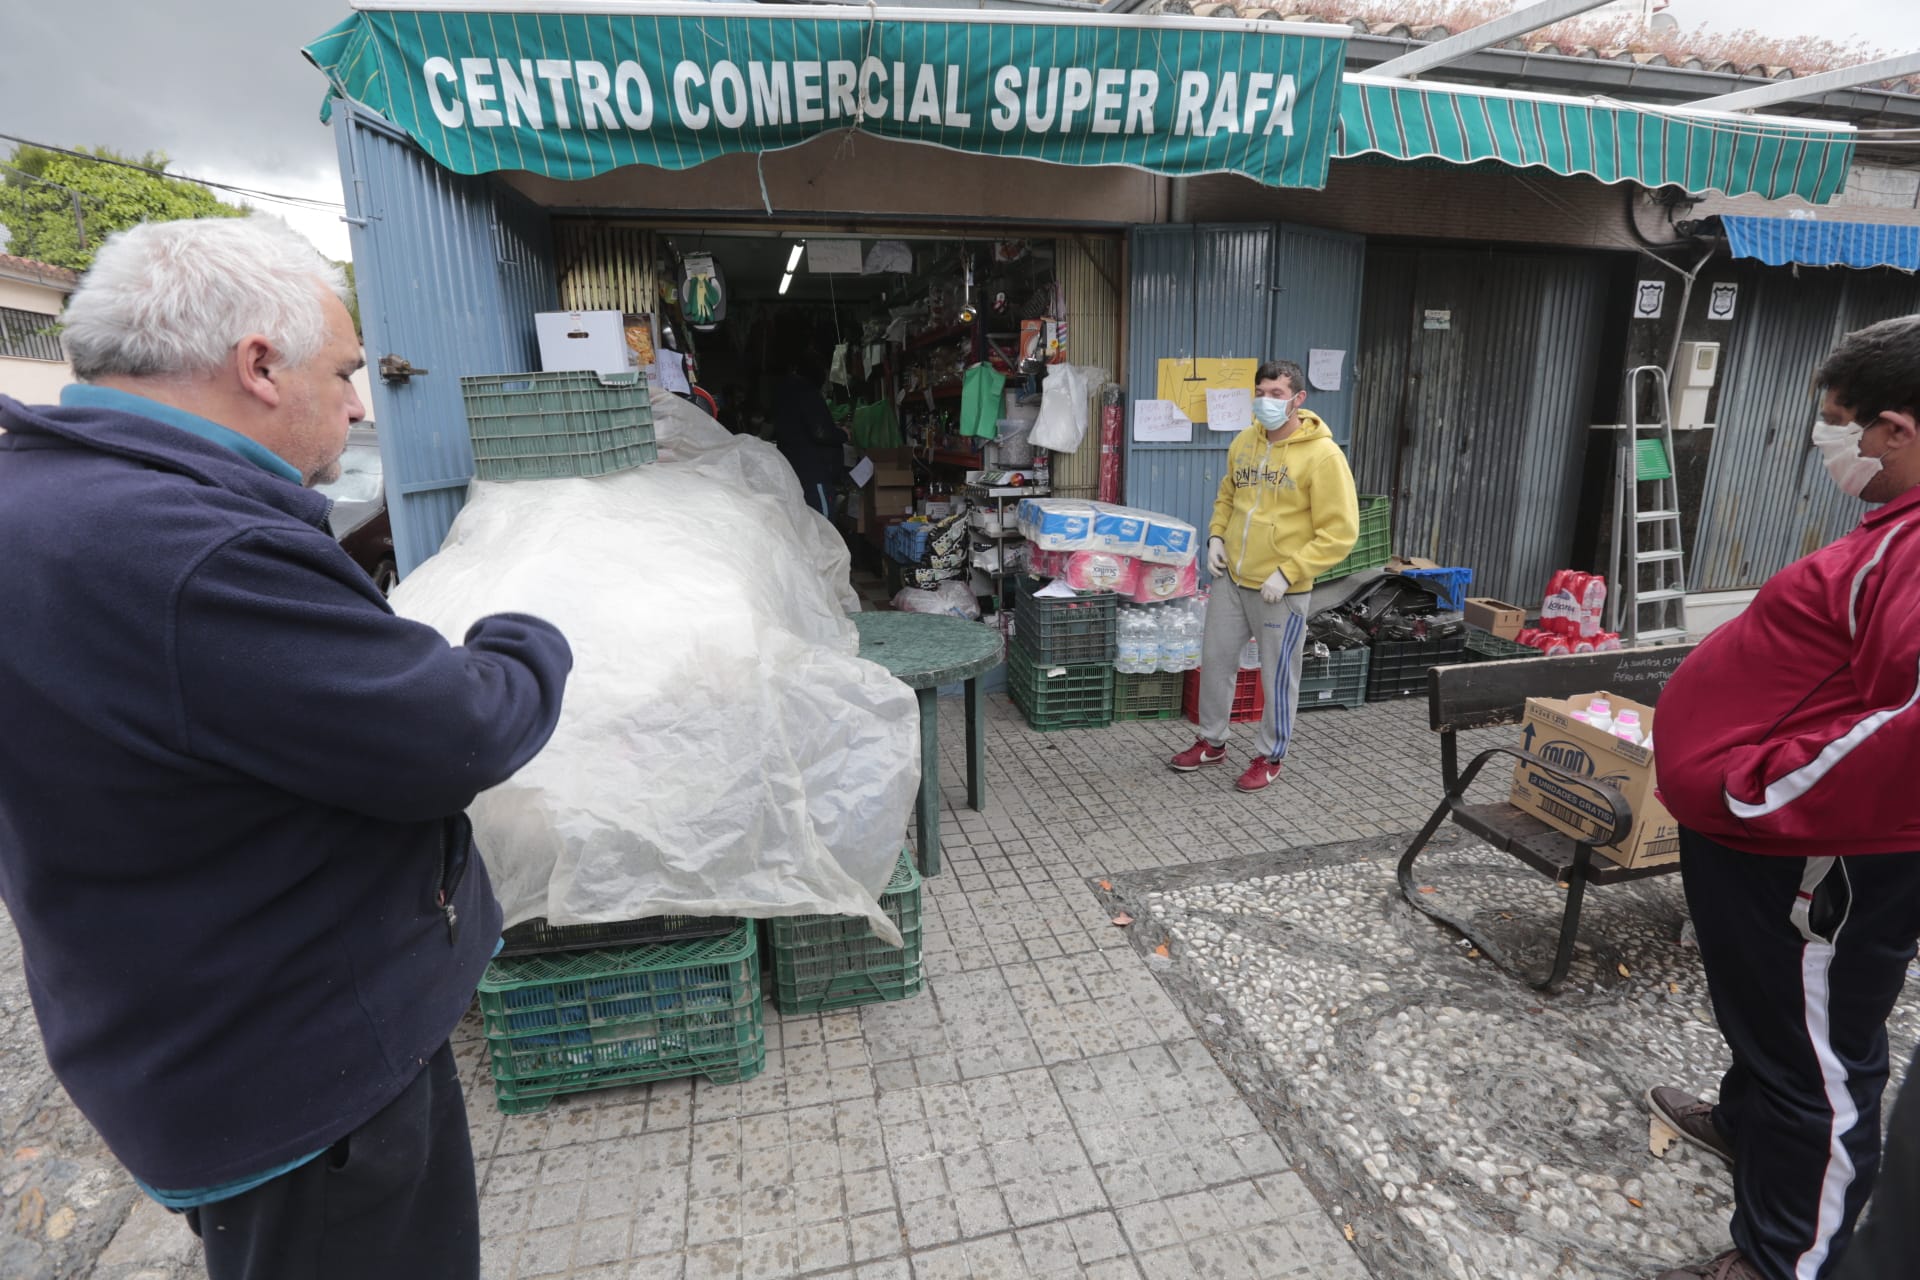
{"left": 1260, "top": 570, "right": 1290, "bottom": 604}
{"left": 1207, "top": 537, "right": 1228, "bottom": 577}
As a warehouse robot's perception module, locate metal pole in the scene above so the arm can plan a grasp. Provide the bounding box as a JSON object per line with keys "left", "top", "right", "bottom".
{"left": 1690, "top": 50, "right": 1920, "bottom": 112}
{"left": 1365, "top": 0, "right": 1614, "bottom": 80}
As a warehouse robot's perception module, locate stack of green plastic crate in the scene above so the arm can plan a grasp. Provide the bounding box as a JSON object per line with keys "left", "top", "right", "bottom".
{"left": 1319, "top": 494, "right": 1392, "bottom": 583}
{"left": 764, "top": 850, "right": 923, "bottom": 1014}
{"left": 475, "top": 921, "right": 764, "bottom": 1113}
{"left": 1112, "top": 670, "right": 1185, "bottom": 721}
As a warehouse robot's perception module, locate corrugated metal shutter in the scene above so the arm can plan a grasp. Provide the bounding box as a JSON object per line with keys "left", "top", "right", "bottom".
{"left": 1357, "top": 247, "right": 1612, "bottom": 603}
{"left": 1692, "top": 266, "right": 1920, "bottom": 590}
{"left": 1123, "top": 222, "right": 1363, "bottom": 553}
{"left": 336, "top": 102, "right": 558, "bottom": 575}
{"left": 1054, "top": 235, "right": 1122, "bottom": 499}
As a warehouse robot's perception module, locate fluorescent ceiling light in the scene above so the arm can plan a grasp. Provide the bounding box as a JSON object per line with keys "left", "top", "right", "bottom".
{"left": 786, "top": 243, "right": 805, "bottom": 272}
{"left": 778, "top": 272, "right": 794, "bottom": 296}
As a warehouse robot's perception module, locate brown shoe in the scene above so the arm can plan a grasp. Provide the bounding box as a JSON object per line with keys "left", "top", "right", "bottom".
{"left": 1647, "top": 1086, "right": 1734, "bottom": 1168}
{"left": 1651, "top": 1249, "right": 1765, "bottom": 1279}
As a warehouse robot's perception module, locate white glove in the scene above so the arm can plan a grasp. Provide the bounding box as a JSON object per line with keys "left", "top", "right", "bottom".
{"left": 1260, "top": 570, "right": 1290, "bottom": 604}
{"left": 1207, "top": 537, "right": 1228, "bottom": 577}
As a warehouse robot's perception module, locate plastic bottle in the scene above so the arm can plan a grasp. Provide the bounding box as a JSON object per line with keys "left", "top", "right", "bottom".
{"left": 1579, "top": 575, "right": 1608, "bottom": 639}
{"left": 1614, "top": 710, "right": 1644, "bottom": 744}
{"left": 1585, "top": 698, "right": 1613, "bottom": 731}
{"left": 1239, "top": 637, "right": 1261, "bottom": 670}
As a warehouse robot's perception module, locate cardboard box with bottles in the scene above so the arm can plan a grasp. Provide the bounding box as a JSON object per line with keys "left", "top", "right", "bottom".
{"left": 1508, "top": 690, "right": 1680, "bottom": 870}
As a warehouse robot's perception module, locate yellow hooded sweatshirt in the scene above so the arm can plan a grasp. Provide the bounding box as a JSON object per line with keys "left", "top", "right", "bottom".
{"left": 1209, "top": 409, "right": 1360, "bottom": 593}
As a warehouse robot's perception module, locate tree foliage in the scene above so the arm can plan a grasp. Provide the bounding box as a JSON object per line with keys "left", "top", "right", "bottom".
{"left": 0, "top": 145, "right": 247, "bottom": 271}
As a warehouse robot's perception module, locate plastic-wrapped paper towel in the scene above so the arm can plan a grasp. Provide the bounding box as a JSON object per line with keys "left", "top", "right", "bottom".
{"left": 389, "top": 390, "right": 916, "bottom": 945}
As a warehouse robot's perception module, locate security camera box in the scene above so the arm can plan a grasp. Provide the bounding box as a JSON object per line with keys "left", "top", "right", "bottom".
{"left": 1508, "top": 691, "right": 1680, "bottom": 870}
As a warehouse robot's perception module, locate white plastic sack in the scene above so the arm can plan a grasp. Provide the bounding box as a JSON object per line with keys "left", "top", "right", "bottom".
{"left": 389, "top": 391, "right": 916, "bottom": 944}
{"left": 1029, "top": 362, "right": 1109, "bottom": 454}
{"left": 891, "top": 580, "right": 981, "bottom": 619}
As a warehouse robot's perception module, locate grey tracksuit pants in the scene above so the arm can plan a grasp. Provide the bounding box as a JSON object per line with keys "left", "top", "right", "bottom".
{"left": 1197, "top": 584, "right": 1311, "bottom": 761}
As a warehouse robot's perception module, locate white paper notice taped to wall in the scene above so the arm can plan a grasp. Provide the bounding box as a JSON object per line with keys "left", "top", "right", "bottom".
{"left": 1308, "top": 348, "right": 1344, "bottom": 392}
{"left": 1133, "top": 399, "right": 1193, "bottom": 443}
{"left": 1204, "top": 387, "right": 1252, "bottom": 433}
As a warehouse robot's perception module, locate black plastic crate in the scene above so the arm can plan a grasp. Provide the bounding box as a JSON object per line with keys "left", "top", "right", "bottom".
{"left": 1297, "top": 646, "right": 1370, "bottom": 712}
{"left": 1365, "top": 635, "right": 1470, "bottom": 701}
{"left": 1012, "top": 577, "right": 1117, "bottom": 666}
{"left": 498, "top": 915, "right": 741, "bottom": 958}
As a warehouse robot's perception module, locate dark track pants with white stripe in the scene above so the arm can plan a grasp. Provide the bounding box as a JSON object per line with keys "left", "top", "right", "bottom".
{"left": 1680, "top": 828, "right": 1920, "bottom": 1280}
{"left": 1197, "top": 584, "right": 1310, "bottom": 761}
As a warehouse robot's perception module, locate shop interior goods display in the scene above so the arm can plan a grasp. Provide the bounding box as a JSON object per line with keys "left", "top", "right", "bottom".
{"left": 461, "top": 369, "right": 658, "bottom": 481}
{"left": 1608, "top": 365, "right": 1690, "bottom": 645}
{"left": 1008, "top": 644, "right": 1114, "bottom": 732}
{"left": 477, "top": 921, "right": 765, "bottom": 1112}
{"left": 764, "top": 850, "right": 923, "bottom": 1014}
{"left": 1318, "top": 494, "right": 1392, "bottom": 583}
{"left": 1395, "top": 645, "right": 1693, "bottom": 991}
{"left": 1112, "top": 670, "right": 1185, "bottom": 722}
{"left": 394, "top": 390, "right": 915, "bottom": 946}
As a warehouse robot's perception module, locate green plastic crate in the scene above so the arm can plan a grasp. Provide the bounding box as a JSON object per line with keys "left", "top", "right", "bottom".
{"left": 461, "top": 369, "right": 658, "bottom": 481}
{"left": 1112, "top": 670, "right": 1184, "bottom": 721}
{"left": 765, "top": 851, "right": 924, "bottom": 1014}
{"left": 477, "top": 922, "right": 762, "bottom": 1111}
{"left": 1465, "top": 629, "right": 1541, "bottom": 661}
{"left": 1297, "top": 646, "right": 1370, "bottom": 711}
{"left": 1635, "top": 438, "right": 1673, "bottom": 482}
{"left": 1012, "top": 578, "right": 1117, "bottom": 665}
{"left": 1319, "top": 494, "right": 1391, "bottom": 583}
{"left": 1008, "top": 645, "right": 1113, "bottom": 731}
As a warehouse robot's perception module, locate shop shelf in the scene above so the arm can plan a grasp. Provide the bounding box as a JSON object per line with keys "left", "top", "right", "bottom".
{"left": 476, "top": 923, "right": 762, "bottom": 1111}
{"left": 1113, "top": 670, "right": 1185, "bottom": 721}
{"left": 1365, "top": 635, "right": 1471, "bottom": 701}
{"left": 1008, "top": 646, "right": 1113, "bottom": 731}
{"left": 461, "top": 370, "right": 657, "bottom": 481}
{"left": 1298, "top": 646, "right": 1370, "bottom": 711}
{"left": 764, "top": 851, "right": 924, "bottom": 1014}
{"left": 1319, "top": 495, "right": 1391, "bottom": 583}
{"left": 497, "top": 914, "right": 740, "bottom": 958}
{"left": 1465, "top": 629, "right": 1543, "bottom": 662}
{"left": 1012, "top": 577, "right": 1117, "bottom": 665}
{"left": 1183, "top": 667, "right": 1263, "bottom": 725}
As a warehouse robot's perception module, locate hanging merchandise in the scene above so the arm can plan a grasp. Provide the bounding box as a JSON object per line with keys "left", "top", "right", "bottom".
{"left": 1098, "top": 384, "right": 1124, "bottom": 503}
{"left": 852, "top": 399, "right": 903, "bottom": 449}
{"left": 863, "top": 240, "right": 913, "bottom": 275}
{"left": 681, "top": 253, "right": 726, "bottom": 328}
{"left": 960, "top": 363, "right": 1007, "bottom": 439}
{"left": 1030, "top": 363, "right": 1109, "bottom": 454}
{"left": 829, "top": 342, "right": 851, "bottom": 388}
{"left": 958, "top": 255, "right": 978, "bottom": 325}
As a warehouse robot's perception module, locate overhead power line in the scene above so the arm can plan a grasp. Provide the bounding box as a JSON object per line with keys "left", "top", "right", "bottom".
{"left": 0, "top": 133, "right": 346, "bottom": 213}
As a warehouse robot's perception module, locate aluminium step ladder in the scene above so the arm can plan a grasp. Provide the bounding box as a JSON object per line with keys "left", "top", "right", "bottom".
{"left": 1607, "top": 365, "right": 1689, "bottom": 645}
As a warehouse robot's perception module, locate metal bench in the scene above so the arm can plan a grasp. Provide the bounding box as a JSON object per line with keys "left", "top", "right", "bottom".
{"left": 1396, "top": 644, "right": 1695, "bottom": 991}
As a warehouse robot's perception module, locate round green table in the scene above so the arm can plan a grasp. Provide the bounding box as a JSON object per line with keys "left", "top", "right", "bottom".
{"left": 854, "top": 611, "right": 1004, "bottom": 876}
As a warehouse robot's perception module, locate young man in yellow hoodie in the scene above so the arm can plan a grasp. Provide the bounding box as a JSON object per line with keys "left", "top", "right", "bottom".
{"left": 1170, "top": 359, "right": 1359, "bottom": 791}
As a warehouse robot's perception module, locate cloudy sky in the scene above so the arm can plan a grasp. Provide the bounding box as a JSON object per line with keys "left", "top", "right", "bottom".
{"left": 0, "top": 0, "right": 1914, "bottom": 264}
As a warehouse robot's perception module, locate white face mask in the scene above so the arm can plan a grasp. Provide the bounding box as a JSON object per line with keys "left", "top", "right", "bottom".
{"left": 1253, "top": 396, "right": 1293, "bottom": 428}
{"left": 1812, "top": 420, "right": 1883, "bottom": 498}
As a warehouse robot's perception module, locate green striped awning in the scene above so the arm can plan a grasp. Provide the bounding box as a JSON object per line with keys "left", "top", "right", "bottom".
{"left": 1337, "top": 76, "right": 1855, "bottom": 204}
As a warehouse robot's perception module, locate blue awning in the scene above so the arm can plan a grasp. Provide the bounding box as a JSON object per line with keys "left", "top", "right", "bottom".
{"left": 1721, "top": 215, "right": 1920, "bottom": 271}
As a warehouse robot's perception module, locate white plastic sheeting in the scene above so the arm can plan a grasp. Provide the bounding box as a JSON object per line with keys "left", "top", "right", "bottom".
{"left": 390, "top": 391, "right": 917, "bottom": 944}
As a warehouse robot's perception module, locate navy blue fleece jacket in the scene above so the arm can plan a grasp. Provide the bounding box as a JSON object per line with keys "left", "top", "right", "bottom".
{"left": 0, "top": 392, "right": 572, "bottom": 1189}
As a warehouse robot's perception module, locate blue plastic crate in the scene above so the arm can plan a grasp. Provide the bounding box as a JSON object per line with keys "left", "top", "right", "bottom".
{"left": 1400, "top": 566, "right": 1474, "bottom": 612}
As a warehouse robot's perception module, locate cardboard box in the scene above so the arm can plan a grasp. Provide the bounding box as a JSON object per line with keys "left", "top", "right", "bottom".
{"left": 870, "top": 485, "right": 915, "bottom": 520}
{"left": 535, "top": 310, "right": 635, "bottom": 376}
{"left": 1464, "top": 597, "right": 1527, "bottom": 639}
{"left": 1508, "top": 691, "right": 1680, "bottom": 870}
{"left": 1386, "top": 555, "right": 1441, "bottom": 572}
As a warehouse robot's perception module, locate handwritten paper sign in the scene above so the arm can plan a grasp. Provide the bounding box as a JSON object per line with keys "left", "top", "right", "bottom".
{"left": 1155, "top": 357, "right": 1258, "bottom": 425}
{"left": 1308, "top": 348, "right": 1345, "bottom": 392}
{"left": 1132, "top": 399, "right": 1193, "bottom": 443}
{"left": 807, "top": 239, "right": 864, "bottom": 274}
{"left": 1204, "top": 387, "right": 1252, "bottom": 433}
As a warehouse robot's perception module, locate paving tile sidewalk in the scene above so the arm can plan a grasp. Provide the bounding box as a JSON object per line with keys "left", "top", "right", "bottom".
{"left": 34, "top": 693, "right": 1477, "bottom": 1280}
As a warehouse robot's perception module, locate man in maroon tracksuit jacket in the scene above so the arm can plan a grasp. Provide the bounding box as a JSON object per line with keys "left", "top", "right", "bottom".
{"left": 1643, "top": 314, "right": 1920, "bottom": 1280}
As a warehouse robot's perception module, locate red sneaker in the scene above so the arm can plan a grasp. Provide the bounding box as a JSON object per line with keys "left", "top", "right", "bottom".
{"left": 1169, "top": 739, "right": 1226, "bottom": 772}
{"left": 1235, "top": 757, "right": 1284, "bottom": 792}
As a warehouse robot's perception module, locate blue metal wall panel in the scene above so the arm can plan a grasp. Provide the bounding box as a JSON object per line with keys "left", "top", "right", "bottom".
{"left": 334, "top": 102, "right": 558, "bottom": 575}
{"left": 1269, "top": 223, "right": 1364, "bottom": 449}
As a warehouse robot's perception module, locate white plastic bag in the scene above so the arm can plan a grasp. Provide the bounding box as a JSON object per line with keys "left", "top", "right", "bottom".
{"left": 891, "top": 580, "right": 981, "bottom": 620}
{"left": 389, "top": 391, "right": 915, "bottom": 943}
{"left": 1029, "top": 362, "right": 1109, "bottom": 454}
